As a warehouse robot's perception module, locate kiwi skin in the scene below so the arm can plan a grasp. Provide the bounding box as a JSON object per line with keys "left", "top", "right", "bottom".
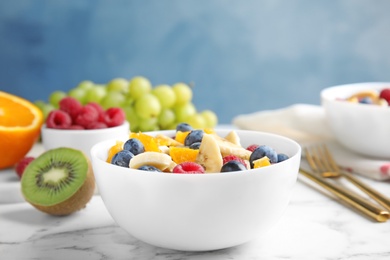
{"left": 22, "top": 148, "right": 95, "bottom": 216}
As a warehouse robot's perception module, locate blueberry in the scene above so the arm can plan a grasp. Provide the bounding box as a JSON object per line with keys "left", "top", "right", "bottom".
{"left": 359, "top": 97, "right": 373, "bottom": 104}
{"left": 249, "top": 145, "right": 278, "bottom": 168}
{"left": 221, "top": 160, "right": 247, "bottom": 172}
{"left": 176, "top": 123, "right": 193, "bottom": 132}
{"left": 124, "top": 138, "right": 145, "bottom": 156}
{"left": 189, "top": 142, "right": 201, "bottom": 150}
{"left": 138, "top": 165, "right": 162, "bottom": 172}
{"left": 184, "top": 130, "right": 204, "bottom": 146}
{"left": 111, "top": 150, "right": 134, "bottom": 168}
{"left": 277, "top": 153, "right": 289, "bottom": 163}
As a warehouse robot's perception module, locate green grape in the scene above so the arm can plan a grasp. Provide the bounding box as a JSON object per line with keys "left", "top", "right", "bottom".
{"left": 76, "top": 80, "right": 94, "bottom": 91}
{"left": 152, "top": 84, "right": 176, "bottom": 108}
{"left": 68, "top": 87, "right": 87, "bottom": 104}
{"left": 100, "top": 91, "right": 126, "bottom": 109}
{"left": 201, "top": 110, "right": 218, "bottom": 128}
{"left": 85, "top": 84, "right": 107, "bottom": 104}
{"left": 48, "top": 91, "right": 67, "bottom": 108}
{"left": 34, "top": 100, "right": 55, "bottom": 120}
{"left": 173, "top": 102, "right": 196, "bottom": 123}
{"left": 107, "top": 78, "right": 129, "bottom": 94}
{"left": 172, "top": 82, "right": 192, "bottom": 105}
{"left": 134, "top": 93, "right": 161, "bottom": 119}
{"left": 158, "top": 108, "right": 175, "bottom": 129}
{"left": 129, "top": 76, "right": 152, "bottom": 100}
{"left": 122, "top": 106, "right": 140, "bottom": 132}
{"left": 139, "top": 117, "right": 159, "bottom": 132}
{"left": 186, "top": 113, "right": 207, "bottom": 129}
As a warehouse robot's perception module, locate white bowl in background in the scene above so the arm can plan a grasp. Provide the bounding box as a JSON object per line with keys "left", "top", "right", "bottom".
{"left": 90, "top": 129, "right": 301, "bottom": 251}
{"left": 321, "top": 82, "right": 390, "bottom": 159}
{"left": 41, "top": 121, "right": 130, "bottom": 158}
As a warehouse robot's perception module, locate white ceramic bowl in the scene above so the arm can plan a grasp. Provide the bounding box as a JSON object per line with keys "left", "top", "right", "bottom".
{"left": 41, "top": 121, "right": 130, "bottom": 158}
{"left": 321, "top": 82, "right": 390, "bottom": 159}
{"left": 90, "top": 129, "right": 301, "bottom": 251}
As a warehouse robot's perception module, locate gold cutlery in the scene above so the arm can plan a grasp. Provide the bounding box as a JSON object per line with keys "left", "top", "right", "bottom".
{"left": 304, "top": 144, "right": 390, "bottom": 211}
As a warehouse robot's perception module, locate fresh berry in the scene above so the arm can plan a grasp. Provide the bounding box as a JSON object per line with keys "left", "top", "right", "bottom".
{"left": 379, "top": 88, "right": 390, "bottom": 104}
{"left": 68, "top": 125, "right": 85, "bottom": 130}
{"left": 111, "top": 150, "right": 134, "bottom": 168}
{"left": 59, "top": 97, "right": 83, "bottom": 120}
{"left": 246, "top": 144, "right": 259, "bottom": 152}
{"left": 138, "top": 165, "right": 162, "bottom": 172}
{"left": 104, "top": 107, "right": 125, "bottom": 127}
{"left": 221, "top": 160, "right": 247, "bottom": 172}
{"left": 189, "top": 142, "right": 201, "bottom": 150}
{"left": 184, "top": 130, "right": 204, "bottom": 146}
{"left": 359, "top": 97, "right": 373, "bottom": 104}
{"left": 123, "top": 138, "right": 145, "bottom": 156}
{"left": 75, "top": 104, "right": 99, "bottom": 128}
{"left": 277, "top": 153, "right": 289, "bottom": 162}
{"left": 87, "top": 121, "right": 108, "bottom": 129}
{"left": 46, "top": 110, "right": 72, "bottom": 129}
{"left": 222, "top": 155, "right": 247, "bottom": 168}
{"left": 15, "top": 156, "right": 35, "bottom": 179}
{"left": 176, "top": 123, "right": 193, "bottom": 132}
{"left": 172, "top": 162, "right": 205, "bottom": 174}
{"left": 88, "top": 102, "right": 106, "bottom": 122}
{"left": 249, "top": 145, "right": 278, "bottom": 168}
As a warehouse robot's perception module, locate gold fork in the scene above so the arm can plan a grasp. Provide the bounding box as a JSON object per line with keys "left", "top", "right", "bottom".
{"left": 304, "top": 144, "right": 390, "bottom": 212}
{"left": 301, "top": 145, "right": 389, "bottom": 222}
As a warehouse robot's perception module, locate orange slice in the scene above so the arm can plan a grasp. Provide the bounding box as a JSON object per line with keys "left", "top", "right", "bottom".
{"left": 169, "top": 146, "right": 199, "bottom": 164}
{"left": 129, "top": 132, "right": 160, "bottom": 152}
{"left": 253, "top": 156, "right": 271, "bottom": 168}
{"left": 106, "top": 140, "right": 124, "bottom": 163}
{"left": 175, "top": 131, "right": 190, "bottom": 144}
{"left": 0, "top": 91, "right": 44, "bottom": 169}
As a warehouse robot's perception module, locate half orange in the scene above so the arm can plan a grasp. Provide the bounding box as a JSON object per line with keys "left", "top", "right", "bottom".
{"left": 0, "top": 91, "right": 44, "bottom": 169}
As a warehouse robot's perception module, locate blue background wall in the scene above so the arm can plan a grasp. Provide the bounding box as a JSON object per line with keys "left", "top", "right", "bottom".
{"left": 1, "top": 0, "right": 390, "bottom": 123}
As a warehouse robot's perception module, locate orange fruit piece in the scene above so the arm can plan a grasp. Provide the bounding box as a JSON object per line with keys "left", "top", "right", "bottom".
{"left": 106, "top": 140, "right": 124, "bottom": 163}
{"left": 253, "top": 156, "right": 271, "bottom": 168}
{"left": 175, "top": 131, "right": 190, "bottom": 144}
{"left": 129, "top": 132, "right": 160, "bottom": 152}
{"left": 169, "top": 146, "right": 199, "bottom": 164}
{"left": 0, "top": 91, "right": 44, "bottom": 169}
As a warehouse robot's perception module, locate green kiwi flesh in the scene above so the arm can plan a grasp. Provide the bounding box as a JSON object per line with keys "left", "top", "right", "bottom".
{"left": 21, "top": 147, "right": 95, "bottom": 215}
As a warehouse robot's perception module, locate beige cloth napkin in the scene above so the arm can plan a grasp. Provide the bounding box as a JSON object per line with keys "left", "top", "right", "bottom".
{"left": 233, "top": 104, "right": 390, "bottom": 181}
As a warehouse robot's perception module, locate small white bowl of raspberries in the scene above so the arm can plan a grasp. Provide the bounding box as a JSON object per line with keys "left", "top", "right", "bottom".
{"left": 41, "top": 97, "right": 130, "bottom": 158}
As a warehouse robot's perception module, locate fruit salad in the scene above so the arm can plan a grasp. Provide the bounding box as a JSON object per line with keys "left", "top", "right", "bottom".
{"left": 107, "top": 123, "right": 289, "bottom": 174}
{"left": 342, "top": 87, "right": 390, "bottom": 106}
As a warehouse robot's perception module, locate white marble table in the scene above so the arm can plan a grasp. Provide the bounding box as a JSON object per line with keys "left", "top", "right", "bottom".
{"left": 1, "top": 145, "right": 390, "bottom": 260}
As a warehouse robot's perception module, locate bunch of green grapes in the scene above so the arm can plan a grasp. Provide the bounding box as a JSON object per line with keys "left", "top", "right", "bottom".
{"left": 35, "top": 76, "right": 218, "bottom": 132}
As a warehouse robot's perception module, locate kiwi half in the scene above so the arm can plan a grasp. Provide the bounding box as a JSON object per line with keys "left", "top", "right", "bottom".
{"left": 21, "top": 147, "right": 95, "bottom": 216}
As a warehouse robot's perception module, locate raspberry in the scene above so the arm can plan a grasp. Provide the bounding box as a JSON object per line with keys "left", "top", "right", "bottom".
{"left": 87, "top": 121, "right": 108, "bottom": 129}
{"left": 75, "top": 104, "right": 99, "bottom": 128}
{"left": 222, "top": 155, "right": 247, "bottom": 168}
{"left": 246, "top": 144, "right": 259, "bottom": 152}
{"left": 15, "top": 156, "right": 35, "bottom": 179}
{"left": 68, "top": 125, "right": 85, "bottom": 130}
{"left": 172, "top": 162, "right": 205, "bottom": 174}
{"left": 46, "top": 110, "right": 72, "bottom": 129}
{"left": 59, "top": 97, "right": 83, "bottom": 121}
{"left": 379, "top": 88, "right": 390, "bottom": 104}
{"left": 88, "top": 102, "right": 106, "bottom": 122}
{"left": 104, "top": 107, "right": 125, "bottom": 127}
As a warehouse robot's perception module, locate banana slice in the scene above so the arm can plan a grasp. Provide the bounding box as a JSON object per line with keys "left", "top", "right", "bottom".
{"left": 211, "top": 134, "right": 252, "bottom": 160}
{"left": 224, "top": 130, "right": 241, "bottom": 146}
{"left": 129, "top": 152, "right": 176, "bottom": 171}
{"left": 196, "top": 134, "right": 223, "bottom": 173}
